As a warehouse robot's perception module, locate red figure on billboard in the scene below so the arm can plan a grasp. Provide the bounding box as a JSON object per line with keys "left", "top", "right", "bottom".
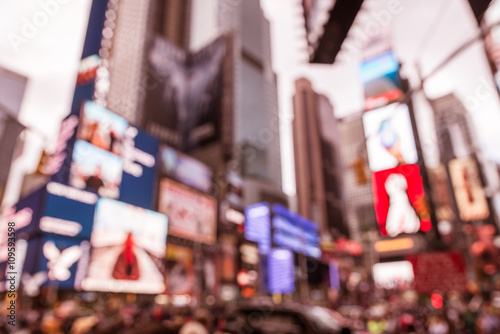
{"left": 112, "top": 232, "right": 140, "bottom": 280}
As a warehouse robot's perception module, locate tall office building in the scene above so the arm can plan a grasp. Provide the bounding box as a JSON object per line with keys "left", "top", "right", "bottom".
{"left": 292, "top": 78, "right": 347, "bottom": 238}
{"left": 337, "top": 113, "right": 375, "bottom": 242}
{"left": 0, "top": 67, "right": 28, "bottom": 204}
{"left": 95, "top": 0, "right": 282, "bottom": 202}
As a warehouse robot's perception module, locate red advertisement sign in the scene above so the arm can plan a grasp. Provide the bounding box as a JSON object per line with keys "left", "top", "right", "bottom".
{"left": 407, "top": 251, "right": 467, "bottom": 294}
{"left": 372, "top": 164, "right": 431, "bottom": 237}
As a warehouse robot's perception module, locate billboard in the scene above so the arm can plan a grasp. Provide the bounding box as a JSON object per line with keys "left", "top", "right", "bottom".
{"left": 372, "top": 261, "right": 414, "bottom": 290}
{"left": 144, "top": 35, "right": 230, "bottom": 152}
{"left": 158, "top": 179, "right": 217, "bottom": 244}
{"left": 77, "top": 100, "right": 129, "bottom": 155}
{"left": 448, "top": 158, "right": 490, "bottom": 222}
{"left": 363, "top": 103, "right": 418, "bottom": 172}
{"left": 407, "top": 251, "right": 467, "bottom": 293}
{"left": 165, "top": 244, "right": 195, "bottom": 296}
{"left": 372, "top": 165, "right": 432, "bottom": 237}
{"left": 272, "top": 204, "right": 321, "bottom": 259}
{"left": 159, "top": 145, "right": 212, "bottom": 193}
{"left": 51, "top": 101, "right": 159, "bottom": 209}
{"left": 427, "top": 165, "right": 456, "bottom": 222}
{"left": 81, "top": 198, "right": 168, "bottom": 294}
{"left": 268, "top": 248, "right": 295, "bottom": 295}
{"left": 360, "top": 50, "right": 403, "bottom": 110}
{"left": 69, "top": 140, "right": 123, "bottom": 198}
{"left": 244, "top": 202, "right": 271, "bottom": 254}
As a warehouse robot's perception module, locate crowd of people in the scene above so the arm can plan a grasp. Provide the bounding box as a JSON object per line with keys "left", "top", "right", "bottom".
{"left": 338, "top": 291, "right": 500, "bottom": 334}
{"left": 1, "top": 290, "right": 500, "bottom": 334}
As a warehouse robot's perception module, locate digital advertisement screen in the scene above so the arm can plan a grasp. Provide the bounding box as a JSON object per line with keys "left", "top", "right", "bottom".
{"left": 22, "top": 236, "right": 89, "bottom": 290}
{"left": 69, "top": 140, "right": 123, "bottom": 198}
{"left": 244, "top": 202, "right": 271, "bottom": 254}
{"left": 40, "top": 189, "right": 97, "bottom": 239}
{"left": 360, "top": 50, "right": 403, "bottom": 110}
{"left": 159, "top": 145, "right": 212, "bottom": 193}
{"left": 363, "top": 103, "right": 418, "bottom": 172}
{"left": 372, "top": 261, "right": 414, "bottom": 290}
{"left": 448, "top": 158, "right": 490, "bottom": 222}
{"left": 268, "top": 248, "right": 295, "bottom": 295}
{"left": 119, "top": 127, "right": 158, "bottom": 209}
{"left": 372, "top": 165, "right": 432, "bottom": 237}
{"left": 165, "top": 244, "right": 195, "bottom": 296}
{"left": 272, "top": 204, "right": 321, "bottom": 259}
{"left": 81, "top": 198, "right": 168, "bottom": 294}
{"left": 77, "top": 100, "right": 129, "bottom": 156}
{"left": 158, "top": 178, "right": 217, "bottom": 244}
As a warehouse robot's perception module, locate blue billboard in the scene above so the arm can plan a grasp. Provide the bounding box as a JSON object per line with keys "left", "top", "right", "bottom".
{"left": 268, "top": 248, "right": 295, "bottom": 294}
{"left": 271, "top": 204, "right": 321, "bottom": 259}
{"left": 244, "top": 202, "right": 271, "bottom": 254}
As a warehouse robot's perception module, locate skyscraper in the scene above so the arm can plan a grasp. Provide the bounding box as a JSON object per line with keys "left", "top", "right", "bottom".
{"left": 292, "top": 78, "right": 347, "bottom": 239}
{"left": 96, "top": 0, "right": 282, "bottom": 202}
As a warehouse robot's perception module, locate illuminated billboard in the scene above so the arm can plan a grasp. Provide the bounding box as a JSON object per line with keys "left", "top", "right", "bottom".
{"left": 360, "top": 50, "right": 403, "bottom": 110}
{"left": 244, "top": 202, "right": 271, "bottom": 254}
{"left": 363, "top": 103, "right": 418, "bottom": 172}
{"left": 158, "top": 179, "right": 217, "bottom": 244}
{"left": 159, "top": 145, "right": 212, "bottom": 193}
{"left": 272, "top": 204, "right": 321, "bottom": 259}
{"left": 49, "top": 100, "right": 159, "bottom": 209}
{"left": 144, "top": 35, "right": 230, "bottom": 152}
{"left": 448, "top": 158, "right": 490, "bottom": 222}
{"left": 69, "top": 140, "right": 123, "bottom": 198}
{"left": 372, "top": 165, "right": 431, "bottom": 237}
{"left": 77, "top": 100, "right": 129, "bottom": 155}
{"left": 268, "top": 248, "right": 295, "bottom": 294}
{"left": 372, "top": 261, "right": 414, "bottom": 290}
{"left": 81, "top": 198, "right": 168, "bottom": 294}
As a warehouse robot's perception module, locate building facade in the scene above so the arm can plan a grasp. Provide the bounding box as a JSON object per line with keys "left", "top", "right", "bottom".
{"left": 292, "top": 78, "right": 348, "bottom": 239}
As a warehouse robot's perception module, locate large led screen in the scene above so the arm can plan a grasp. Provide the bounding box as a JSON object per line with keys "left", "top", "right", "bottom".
{"left": 158, "top": 179, "right": 217, "bottom": 244}
{"left": 69, "top": 140, "right": 123, "bottom": 198}
{"left": 363, "top": 103, "right": 418, "bottom": 172}
{"left": 77, "top": 100, "right": 129, "bottom": 155}
{"left": 360, "top": 50, "right": 403, "bottom": 110}
{"left": 372, "top": 165, "right": 431, "bottom": 237}
{"left": 159, "top": 145, "right": 212, "bottom": 193}
{"left": 448, "top": 158, "right": 490, "bottom": 222}
{"left": 81, "top": 198, "right": 168, "bottom": 294}
{"left": 268, "top": 248, "right": 295, "bottom": 294}
{"left": 244, "top": 202, "right": 271, "bottom": 254}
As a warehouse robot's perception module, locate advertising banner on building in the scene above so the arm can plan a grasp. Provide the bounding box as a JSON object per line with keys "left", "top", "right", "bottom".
{"left": 427, "top": 165, "right": 456, "bottom": 222}
{"left": 448, "top": 158, "right": 490, "bottom": 222}
{"left": 158, "top": 179, "right": 217, "bottom": 244}
{"left": 372, "top": 165, "right": 432, "bottom": 237}
{"left": 244, "top": 202, "right": 271, "bottom": 254}
{"left": 81, "top": 198, "right": 168, "bottom": 294}
{"left": 159, "top": 145, "right": 212, "bottom": 193}
{"left": 407, "top": 251, "right": 467, "bottom": 293}
{"left": 360, "top": 50, "right": 404, "bottom": 110}
{"left": 268, "top": 248, "right": 295, "bottom": 295}
{"left": 144, "top": 35, "right": 231, "bottom": 152}
{"left": 363, "top": 103, "right": 418, "bottom": 172}
{"left": 49, "top": 101, "right": 158, "bottom": 209}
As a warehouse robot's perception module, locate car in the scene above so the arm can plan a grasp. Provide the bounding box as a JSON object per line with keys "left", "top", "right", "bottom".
{"left": 222, "top": 301, "right": 352, "bottom": 334}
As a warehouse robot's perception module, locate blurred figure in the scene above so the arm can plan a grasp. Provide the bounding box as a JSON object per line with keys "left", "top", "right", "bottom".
{"left": 179, "top": 308, "right": 214, "bottom": 334}
{"left": 427, "top": 316, "right": 449, "bottom": 334}
{"left": 477, "top": 303, "right": 500, "bottom": 334}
